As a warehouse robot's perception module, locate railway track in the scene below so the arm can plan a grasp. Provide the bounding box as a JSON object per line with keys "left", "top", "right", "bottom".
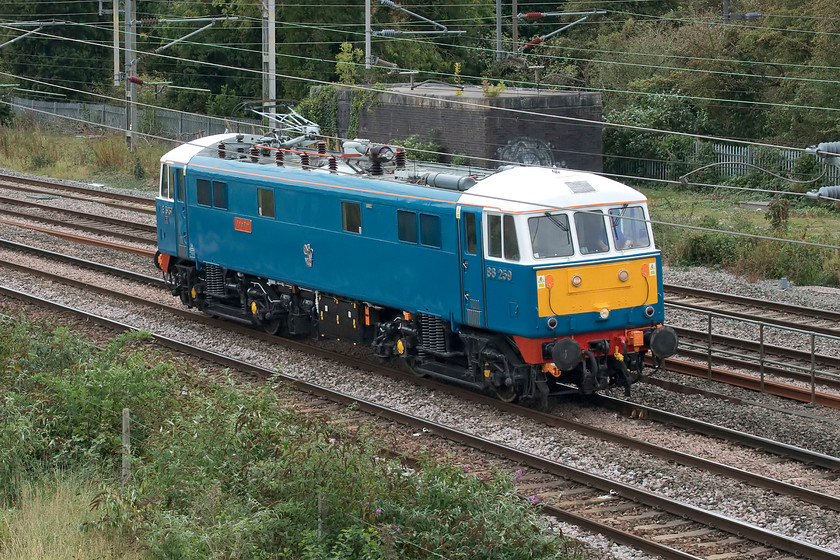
{"left": 1, "top": 247, "right": 840, "bottom": 558}
{"left": 0, "top": 171, "right": 156, "bottom": 214}
{"left": 0, "top": 193, "right": 157, "bottom": 245}
{"left": 4, "top": 224, "right": 840, "bottom": 411}
{"left": 4, "top": 177, "right": 840, "bottom": 411}
{"left": 665, "top": 284, "right": 840, "bottom": 339}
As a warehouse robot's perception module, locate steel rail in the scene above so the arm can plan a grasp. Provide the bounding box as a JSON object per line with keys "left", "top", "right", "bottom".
{"left": 1, "top": 285, "right": 839, "bottom": 560}
{"left": 0, "top": 204, "right": 156, "bottom": 244}
{"left": 660, "top": 357, "right": 840, "bottom": 408}
{"left": 665, "top": 284, "right": 840, "bottom": 338}
{"left": 0, "top": 219, "right": 156, "bottom": 256}
{"left": 0, "top": 194, "right": 157, "bottom": 233}
{"left": 593, "top": 394, "right": 840, "bottom": 470}
{"left": 0, "top": 238, "right": 162, "bottom": 283}
{"left": 0, "top": 172, "right": 156, "bottom": 212}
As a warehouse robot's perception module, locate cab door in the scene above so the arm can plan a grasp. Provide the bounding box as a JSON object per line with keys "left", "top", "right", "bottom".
{"left": 172, "top": 167, "right": 189, "bottom": 258}
{"left": 155, "top": 164, "right": 177, "bottom": 256}
{"left": 458, "top": 207, "right": 486, "bottom": 328}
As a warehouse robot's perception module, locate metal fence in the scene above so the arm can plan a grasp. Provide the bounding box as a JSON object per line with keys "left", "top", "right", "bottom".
{"left": 610, "top": 138, "right": 840, "bottom": 186}
{"left": 9, "top": 97, "right": 261, "bottom": 142}
{"left": 9, "top": 97, "right": 840, "bottom": 187}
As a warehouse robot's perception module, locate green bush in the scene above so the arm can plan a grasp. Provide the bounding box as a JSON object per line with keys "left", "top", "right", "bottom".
{"left": 390, "top": 133, "right": 444, "bottom": 163}
{"left": 0, "top": 315, "right": 578, "bottom": 559}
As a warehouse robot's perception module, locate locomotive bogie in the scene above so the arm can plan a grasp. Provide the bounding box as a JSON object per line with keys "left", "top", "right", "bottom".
{"left": 154, "top": 132, "right": 677, "bottom": 403}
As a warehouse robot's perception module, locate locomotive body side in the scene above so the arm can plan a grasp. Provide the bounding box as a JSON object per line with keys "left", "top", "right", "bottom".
{"left": 155, "top": 134, "right": 676, "bottom": 404}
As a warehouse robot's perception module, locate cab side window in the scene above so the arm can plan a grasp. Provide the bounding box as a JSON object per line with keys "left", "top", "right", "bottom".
{"left": 160, "top": 164, "right": 172, "bottom": 199}
{"left": 487, "top": 214, "right": 520, "bottom": 261}
{"left": 176, "top": 169, "right": 184, "bottom": 202}
{"left": 503, "top": 214, "right": 519, "bottom": 261}
{"left": 488, "top": 214, "right": 502, "bottom": 258}
{"left": 464, "top": 212, "right": 477, "bottom": 255}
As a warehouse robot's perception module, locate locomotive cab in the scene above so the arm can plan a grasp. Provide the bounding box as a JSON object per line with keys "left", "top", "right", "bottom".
{"left": 458, "top": 167, "right": 677, "bottom": 399}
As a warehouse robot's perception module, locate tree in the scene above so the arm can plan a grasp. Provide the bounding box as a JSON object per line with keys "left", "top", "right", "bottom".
{"left": 0, "top": 2, "right": 112, "bottom": 100}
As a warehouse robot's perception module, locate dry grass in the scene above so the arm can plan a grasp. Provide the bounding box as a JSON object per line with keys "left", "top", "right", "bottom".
{"left": 0, "top": 123, "right": 164, "bottom": 190}
{"left": 0, "top": 473, "right": 146, "bottom": 560}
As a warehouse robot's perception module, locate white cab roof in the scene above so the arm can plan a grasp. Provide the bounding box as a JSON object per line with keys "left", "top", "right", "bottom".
{"left": 458, "top": 166, "right": 646, "bottom": 213}
{"left": 159, "top": 133, "right": 237, "bottom": 165}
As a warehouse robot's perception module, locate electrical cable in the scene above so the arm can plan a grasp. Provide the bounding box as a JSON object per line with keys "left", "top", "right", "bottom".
{"left": 3, "top": 24, "right": 839, "bottom": 159}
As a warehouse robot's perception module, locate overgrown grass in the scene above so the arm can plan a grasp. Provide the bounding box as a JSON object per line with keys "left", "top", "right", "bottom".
{"left": 0, "top": 120, "right": 166, "bottom": 191}
{"left": 648, "top": 185, "right": 840, "bottom": 285}
{"left": 0, "top": 315, "right": 583, "bottom": 560}
{"left": 0, "top": 473, "right": 145, "bottom": 560}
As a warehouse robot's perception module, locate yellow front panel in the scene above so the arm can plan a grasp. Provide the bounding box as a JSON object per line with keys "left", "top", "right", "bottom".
{"left": 536, "top": 259, "right": 659, "bottom": 317}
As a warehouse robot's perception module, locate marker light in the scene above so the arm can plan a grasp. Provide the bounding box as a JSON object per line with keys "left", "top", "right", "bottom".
{"left": 618, "top": 269, "right": 629, "bottom": 282}
{"left": 571, "top": 275, "right": 582, "bottom": 287}
{"left": 599, "top": 308, "right": 610, "bottom": 320}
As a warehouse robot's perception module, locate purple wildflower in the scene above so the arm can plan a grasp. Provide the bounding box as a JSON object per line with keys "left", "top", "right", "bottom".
{"left": 528, "top": 494, "right": 541, "bottom": 505}
{"left": 376, "top": 508, "right": 382, "bottom": 515}
{"left": 513, "top": 469, "right": 523, "bottom": 481}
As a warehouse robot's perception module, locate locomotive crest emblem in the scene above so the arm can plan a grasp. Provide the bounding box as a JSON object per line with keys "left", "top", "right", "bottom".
{"left": 303, "top": 243, "right": 314, "bottom": 267}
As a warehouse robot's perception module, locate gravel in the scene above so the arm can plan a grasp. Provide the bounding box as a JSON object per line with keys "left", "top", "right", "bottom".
{"left": 3, "top": 170, "right": 840, "bottom": 559}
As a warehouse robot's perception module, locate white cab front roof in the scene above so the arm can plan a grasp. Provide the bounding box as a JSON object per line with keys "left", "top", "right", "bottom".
{"left": 159, "top": 133, "right": 239, "bottom": 165}
{"left": 458, "top": 166, "right": 646, "bottom": 213}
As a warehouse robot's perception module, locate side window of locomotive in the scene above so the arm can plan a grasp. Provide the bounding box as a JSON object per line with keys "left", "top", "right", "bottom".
{"left": 176, "top": 169, "right": 184, "bottom": 202}
{"left": 397, "top": 210, "right": 418, "bottom": 243}
{"left": 342, "top": 201, "right": 362, "bottom": 234}
{"left": 420, "top": 214, "right": 441, "bottom": 248}
{"left": 575, "top": 211, "right": 609, "bottom": 255}
{"left": 258, "top": 188, "right": 275, "bottom": 218}
{"left": 609, "top": 207, "right": 650, "bottom": 249}
{"left": 529, "top": 213, "right": 573, "bottom": 259}
{"left": 464, "top": 212, "right": 477, "bottom": 255}
{"left": 503, "top": 214, "right": 519, "bottom": 261}
{"left": 196, "top": 178, "right": 212, "bottom": 206}
{"left": 487, "top": 214, "right": 519, "bottom": 260}
{"left": 488, "top": 214, "right": 502, "bottom": 258}
{"left": 160, "top": 164, "right": 172, "bottom": 199}
{"left": 212, "top": 181, "right": 228, "bottom": 210}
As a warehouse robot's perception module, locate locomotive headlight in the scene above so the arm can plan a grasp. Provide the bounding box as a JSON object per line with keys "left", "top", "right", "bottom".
{"left": 618, "top": 269, "right": 629, "bottom": 282}
{"left": 599, "top": 308, "right": 610, "bottom": 320}
{"left": 571, "top": 275, "right": 583, "bottom": 287}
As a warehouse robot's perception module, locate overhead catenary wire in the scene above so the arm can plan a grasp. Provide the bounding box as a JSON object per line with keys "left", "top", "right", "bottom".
{"left": 4, "top": 22, "right": 840, "bottom": 162}
{"left": 3, "top": 16, "right": 840, "bottom": 174}
{"left": 8, "top": 15, "right": 838, "bottom": 120}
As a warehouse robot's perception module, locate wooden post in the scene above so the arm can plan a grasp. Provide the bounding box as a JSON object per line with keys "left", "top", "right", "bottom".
{"left": 122, "top": 408, "right": 131, "bottom": 484}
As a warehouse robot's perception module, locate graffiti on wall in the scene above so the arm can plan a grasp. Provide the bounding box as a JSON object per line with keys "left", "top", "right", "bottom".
{"left": 496, "top": 137, "right": 555, "bottom": 167}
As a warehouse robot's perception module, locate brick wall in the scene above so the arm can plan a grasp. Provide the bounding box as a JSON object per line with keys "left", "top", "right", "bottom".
{"left": 337, "top": 85, "right": 602, "bottom": 172}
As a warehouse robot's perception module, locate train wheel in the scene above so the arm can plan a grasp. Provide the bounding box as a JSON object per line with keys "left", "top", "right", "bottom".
{"left": 263, "top": 319, "right": 282, "bottom": 335}
{"left": 494, "top": 384, "right": 518, "bottom": 403}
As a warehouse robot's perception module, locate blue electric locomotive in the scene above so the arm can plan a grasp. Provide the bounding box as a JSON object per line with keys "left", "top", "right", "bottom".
{"left": 154, "top": 129, "right": 677, "bottom": 404}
